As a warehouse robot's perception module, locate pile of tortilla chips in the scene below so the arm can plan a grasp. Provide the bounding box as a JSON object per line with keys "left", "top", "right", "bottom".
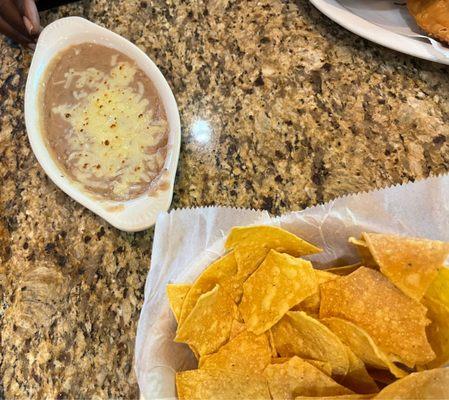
{"left": 167, "top": 226, "right": 449, "bottom": 399}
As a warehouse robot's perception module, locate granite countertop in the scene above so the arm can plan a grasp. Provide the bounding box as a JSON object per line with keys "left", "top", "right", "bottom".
{"left": 1, "top": 0, "right": 449, "bottom": 398}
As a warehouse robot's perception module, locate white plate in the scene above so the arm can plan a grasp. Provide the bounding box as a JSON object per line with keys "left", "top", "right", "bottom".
{"left": 25, "top": 17, "right": 181, "bottom": 232}
{"left": 310, "top": 0, "right": 449, "bottom": 65}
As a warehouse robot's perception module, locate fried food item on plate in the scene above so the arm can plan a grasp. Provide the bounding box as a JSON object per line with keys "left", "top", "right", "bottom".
{"left": 407, "top": 0, "right": 449, "bottom": 44}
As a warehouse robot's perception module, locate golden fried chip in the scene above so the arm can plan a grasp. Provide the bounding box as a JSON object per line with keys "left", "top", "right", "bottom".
{"left": 229, "top": 318, "right": 246, "bottom": 339}
{"left": 178, "top": 251, "right": 241, "bottom": 325}
{"left": 198, "top": 330, "right": 271, "bottom": 373}
{"left": 263, "top": 356, "right": 353, "bottom": 399}
{"left": 348, "top": 237, "right": 377, "bottom": 268}
{"left": 270, "top": 357, "right": 332, "bottom": 377}
{"left": 319, "top": 267, "right": 434, "bottom": 367}
{"left": 426, "top": 267, "right": 449, "bottom": 309}
{"left": 374, "top": 368, "right": 449, "bottom": 399}
{"left": 176, "top": 368, "right": 270, "bottom": 400}
{"left": 369, "top": 369, "right": 397, "bottom": 386}
{"left": 407, "top": 0, "right": 449, "bottom": 44}
{"left": 341, "top": 348, "right": 378, "bottom": 394}
{"left": 225, "top": 225, "right": 321, "bottom": 280}
{"left": 271, "top": 315, "right": 299, "bottom": 355}
{"left": 293, "top": 270, "right": 338, "bottom": 314}
{"left": 322, "top": 317, "right": 408, "bottom": 378}
{"left": 307, "top": 359, "right": 333, "bottom": 376}
{"left": 271, "top": 357, "right": 291, "bottom": 364}
{"left": 424, "top": 268, "right": 449, "bottom": 368}
{"left": 267, "top": 329, "right": 278, "bottom": 357}
{"left": 166, "top": 284, "right": 191, "bottom": 322}
{"left": 292, "top": 294, "right": 320, "bottom": 315}
{"left": 239, "top": 250, "right": 317, "bottom": 334}
{"left": 296, "top": 395, "right": 372, "bottom": 400}
{"left": 421, "top": 296, "right": 449, "bottom": 368}
{"left": 326, "top": 263, "right": 362, "bottom": 276}
{"left": 362, "top": 233, "right": 449, "bottom": 301}
{"left": 316, "top": 269, "right": 337, "bottom": 282}
{"left": 272, "top": 311, "right": 349, "bottom": 377}
{"left": 175, "top": 285, "right": 238, "bottom": 357}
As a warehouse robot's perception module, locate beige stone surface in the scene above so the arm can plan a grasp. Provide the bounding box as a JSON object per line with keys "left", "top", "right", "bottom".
{"left": 1, "top": 0, "right": 449, "bottom": 398}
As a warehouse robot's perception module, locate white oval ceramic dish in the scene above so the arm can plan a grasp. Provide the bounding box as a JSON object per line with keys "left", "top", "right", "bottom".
{"left": 310, "top": 0, "right": 449, "bottom": 65}
{"left": 25, "top": 17, "right": 181, "bottom": 232}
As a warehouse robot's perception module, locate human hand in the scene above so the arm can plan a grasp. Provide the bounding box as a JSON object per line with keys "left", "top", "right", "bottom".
{"left": 0, "top": 0, "right": 40, "bottom": 48}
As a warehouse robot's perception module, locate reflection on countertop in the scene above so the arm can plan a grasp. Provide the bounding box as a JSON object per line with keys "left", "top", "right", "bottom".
{"left": 1, "top": 0, "right": 449, "bottom": 398}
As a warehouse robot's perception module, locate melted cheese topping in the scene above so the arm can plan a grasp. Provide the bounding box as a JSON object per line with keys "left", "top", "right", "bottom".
{"left": 52, "top": 62, "right": 167, "bottom": 198}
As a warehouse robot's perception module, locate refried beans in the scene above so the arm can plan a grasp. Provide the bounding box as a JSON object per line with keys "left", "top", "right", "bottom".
{"left": 39, "top": 43, "right": 168, "bottom": 201}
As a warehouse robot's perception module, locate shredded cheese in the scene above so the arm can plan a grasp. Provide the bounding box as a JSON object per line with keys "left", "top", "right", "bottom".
{"left": 52, "top": 61, "right": 167, "bottom": 198}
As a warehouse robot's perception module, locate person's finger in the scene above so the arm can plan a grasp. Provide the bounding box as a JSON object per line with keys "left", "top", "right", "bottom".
{"left": 23, "top": 15, "right": 33, "bottom": 34}
{"left": 0, "top": 14, "right": 32, "bottom": 46}
{"left": 23, "top": 0, "right": 40, "bottom": 33}
{"left": 0, "top": 0, "right": 29, "bottom": 36}
{"left": 15, "top": 0, "right": 39, "bottom": 34}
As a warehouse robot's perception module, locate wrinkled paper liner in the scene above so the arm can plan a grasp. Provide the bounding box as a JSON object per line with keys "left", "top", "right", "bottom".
{"left": 135, "top": 174, "right": 449, "bottom": 399}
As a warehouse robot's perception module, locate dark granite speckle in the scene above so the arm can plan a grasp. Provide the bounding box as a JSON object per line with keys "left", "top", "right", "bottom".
{"left": 1, "top": 0, "right": 449, "bottom": 398}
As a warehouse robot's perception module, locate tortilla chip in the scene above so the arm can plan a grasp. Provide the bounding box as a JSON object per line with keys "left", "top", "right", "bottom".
{"left": 326, "top": 263, "right": 362, "bottom": 276}
{"left": 176, "top": 368, "right": 270, "bottom": 400}
{"left": 270, "top": 357, "right": 332, "bottom": 377}
{"left": 229, "top": 318, "right": 246, "bottom": 339}
{"left": 292, "top": 294, "right": 320, "bottom": 315}
{"left": 373, "top": 368, "right": 449, "bottom": 399}
{"left": 175, "top": 285, "right": 238, "bottom": 357}
{"left": 295, "top": 395, "right": 372, "bottom": 400}
{"left": 267, "top": 329, "right": 278, "bottom": 357}
{"left": 272, "top": 311, "right": 349, "bottom": 377}
{"left": 178, "top": 251, "right": 241, "bottom": 325}
{"left": 362, "top": 233, "right": 449, "bottom": 301}
{"left": 199, "top": 330, "right": 271, "bottom": 373}
{"left": 319, "top": 267, "right": 434, "bottom": 367}
{"left": 424, "top": 267, "right": 449, "bottom": 369}
{"left": 166, "top": 284, "right": 191, "bottom": 322}
{"left": 316, "top": 269, "right": 338, "bottom": 282}
{"left": 239, "top": 250, "right": 317, "bottom": 334}
{"left": 421, "top": 296, "right": 449, "bottom": 368}
{"left": 263, "top": 356, "right": 353, "bottom": 399}
{"left": 368, "top": 369, "right": 397, "bottom": 387}
{"left": 341, "top": 348, "right": 379, "bottom": 394}
{"left": 425, "top": 267, "right": 449, "bottom": 309}
{"left": 322, "top": 317, "right": 408, "bottom": 378}
{"left": 225, "top": 225, "right": 321, "bottom": 280}
{"left": 271, "top": 357, "right": 291, "bottom": 364}
{"left": 307, "top": 359, "right": 333, "bottom": 376}
{"left": 348, "top": 237, "right": 377, "bottom": 268}
{"left": 293, "top": 270, "right": 338, "bottom": 314}
{"left": 271, "top": 315, "right": 299, "bottom": 355}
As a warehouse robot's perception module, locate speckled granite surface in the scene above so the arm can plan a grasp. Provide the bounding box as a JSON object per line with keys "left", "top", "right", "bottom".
{"left": 1, "top": 0, "right": 449, "bottom": 398}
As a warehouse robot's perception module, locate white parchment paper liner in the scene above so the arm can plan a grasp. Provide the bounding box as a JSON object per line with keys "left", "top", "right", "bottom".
{"left": 135, "top": 174, "right": 449, "bottom": 399}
